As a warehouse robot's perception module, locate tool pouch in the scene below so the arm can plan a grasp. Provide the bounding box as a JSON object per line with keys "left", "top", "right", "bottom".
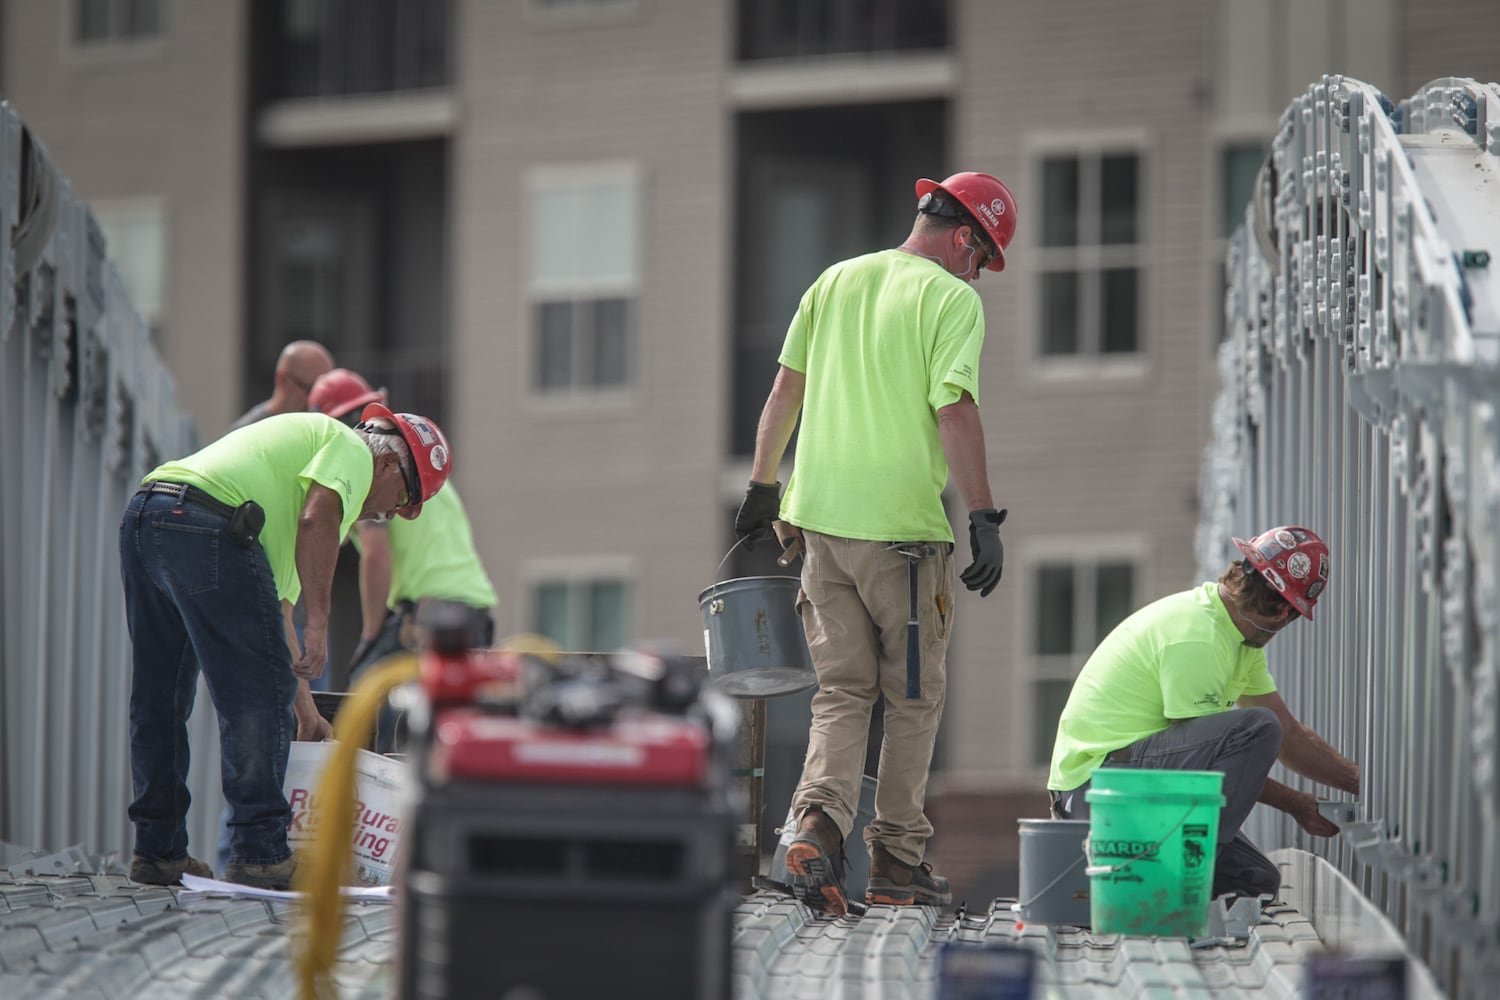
{"left": 227, "top": 500, "right": 265, "bottom": 548}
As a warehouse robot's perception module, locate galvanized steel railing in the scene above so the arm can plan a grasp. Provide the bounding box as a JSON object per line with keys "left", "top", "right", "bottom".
{"left": 0, "top": 103, "right": 219, "bottom": 865}
{"left": 1202, "top": 75, "right": 1500, "bottom": 998}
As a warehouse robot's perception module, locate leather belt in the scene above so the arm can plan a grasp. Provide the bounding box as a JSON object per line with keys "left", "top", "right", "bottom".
{"left": 137, "top": 480, "right": 237, "bottom": 520}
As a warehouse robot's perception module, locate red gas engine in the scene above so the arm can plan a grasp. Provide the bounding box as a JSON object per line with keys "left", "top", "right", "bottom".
{"left": 394, "top": 605, "right": 740, "bottom": 1000}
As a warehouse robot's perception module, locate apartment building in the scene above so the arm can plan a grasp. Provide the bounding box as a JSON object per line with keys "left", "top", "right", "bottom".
{"left": 3, "top": 0, "right": 1495, "bottom": 891}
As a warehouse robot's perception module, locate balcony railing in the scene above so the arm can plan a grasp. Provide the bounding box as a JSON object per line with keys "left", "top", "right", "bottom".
{"left": 270, "top": 0, "right": 450, "bottom": 101}
{"left": 737, "top": 0, "right": 949, "bottom": 62}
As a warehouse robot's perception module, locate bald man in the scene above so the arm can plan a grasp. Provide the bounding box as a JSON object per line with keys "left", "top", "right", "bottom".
{"left": 230, "top": 341, "right": 335, "bottom": 431}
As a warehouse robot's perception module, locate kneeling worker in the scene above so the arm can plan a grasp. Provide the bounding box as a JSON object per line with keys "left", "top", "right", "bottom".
{"left": 1046, "top": 526, "right": 1360, "bottom": 900}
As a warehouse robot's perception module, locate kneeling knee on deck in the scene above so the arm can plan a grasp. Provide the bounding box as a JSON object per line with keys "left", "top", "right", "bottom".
{"left": 1235, "top": 705, "right": 1283, "bottom": 751}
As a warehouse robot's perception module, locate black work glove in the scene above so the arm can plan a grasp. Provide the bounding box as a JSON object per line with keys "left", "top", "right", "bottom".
{"left": 734, "top": 480, "right": 782, "bottom": 550}
{"left": 960, "top": 508, "right": 1008, "bottom": 597}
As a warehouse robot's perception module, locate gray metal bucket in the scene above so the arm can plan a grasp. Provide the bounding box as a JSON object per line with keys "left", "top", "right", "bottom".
{"left": 697, "top": 576, "right": 816, "bottom": 698}
{"left": 1015, "top": 818, "right": 1091, "bottom": 926}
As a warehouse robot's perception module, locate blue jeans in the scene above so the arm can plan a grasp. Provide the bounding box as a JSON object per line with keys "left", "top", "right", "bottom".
{"left": 120, "top": 491, "right": 296, "bottom": 866}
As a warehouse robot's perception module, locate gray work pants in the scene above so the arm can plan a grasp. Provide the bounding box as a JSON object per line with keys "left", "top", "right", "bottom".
{"left": 1050, "top": 707, "right": 1283, "bottom": 899}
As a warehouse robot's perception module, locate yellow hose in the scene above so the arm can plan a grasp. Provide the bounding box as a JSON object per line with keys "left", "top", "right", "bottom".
{"left": 295, "top": 653, "right": 419, "bottom": 1000}
{"left": 294, "top": 635, "right": 561, "bottom": 999}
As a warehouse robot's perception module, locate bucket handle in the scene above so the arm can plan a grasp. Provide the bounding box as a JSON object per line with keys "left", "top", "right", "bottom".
{"left": 1011, "top": 849, "right": 1089, "bottom": 918}
{"left": 1082, "top": 802, "right": 1199, "bottom": 877}
{"left": 711, "top": 534, "right": 756, "bottom": 586}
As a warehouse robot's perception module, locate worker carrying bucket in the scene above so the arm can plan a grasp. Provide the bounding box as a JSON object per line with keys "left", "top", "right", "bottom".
{"left": 732, "top": 171, "right": 1016, "bottom": 915}
{"left": 1046, "top": 525, "right": 1361, "bottom": 926}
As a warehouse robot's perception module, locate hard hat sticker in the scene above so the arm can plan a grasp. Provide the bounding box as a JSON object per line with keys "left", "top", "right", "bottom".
{"left": 406, "top": 416, "right": 438, "bottom": 446}
{"left": 1261, "top": 567, "right": 1287, "bottom": 592}
{"left": 1287, "top": 552, "right": 1312, "bottom": 579}
{"left": 1274, "top": 530, "right": 1296, "bottom": 549}
{"left": 429, "top": 444, "right": 448, "bottom": 472}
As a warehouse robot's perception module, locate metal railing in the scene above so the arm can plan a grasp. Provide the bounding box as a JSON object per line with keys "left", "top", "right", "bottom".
{"left": 269, "top": 0, "right": 451, "bottom": 101}
{"left": 0, "top": 103, "right": 214, "bottom": 864}
{"left": 1202, "top": 75, "right": 1500, "bottom": 999}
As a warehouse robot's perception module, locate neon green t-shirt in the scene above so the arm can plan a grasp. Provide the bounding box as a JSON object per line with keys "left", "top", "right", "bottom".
{"left": 778, "top": 249, "right": 984, "bottom": 543}
{"left": 383, "top": 484, "right": 497, "bottom": 610}
{"left": 1047, "top": 582, "right": 1278, "bottom": 791}
{"left": 144, "top": 413, "right": 374, "bottom": 604}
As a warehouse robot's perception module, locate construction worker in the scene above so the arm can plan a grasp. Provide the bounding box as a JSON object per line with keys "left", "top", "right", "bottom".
{"left": 120, "top": 403, "right": 452, "bottom": 889}
{"left": 1046, "top": 526, "right": 1361, "bottom": 901}
{"left": 735, "top": 172, "right": 1017, "bottom": 915}
{"left": 308, "top": 369, "right": 496, "bottom": 749}
{"left": 230, "top": 340, "right": 335, "bottom": 430}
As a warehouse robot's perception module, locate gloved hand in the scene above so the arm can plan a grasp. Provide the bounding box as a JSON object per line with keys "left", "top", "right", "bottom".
{"left": 960, "top": 508, "right": 1007, "bottom": 597}
{"left": 734, "top": 481, "right": 782, "bottom": 550}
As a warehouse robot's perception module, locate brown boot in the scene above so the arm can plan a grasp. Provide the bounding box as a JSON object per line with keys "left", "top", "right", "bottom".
{"left": 783, "top": 808, "right": 848, "bottom": 916}
{"left": 225, "top": 856, "right": 297, "bottom": 891}
{"left": 129, "top": 854, "right": 214, "bottom": 886}
{"left": 865, "top": 842, "right": 951, "bottom": 907}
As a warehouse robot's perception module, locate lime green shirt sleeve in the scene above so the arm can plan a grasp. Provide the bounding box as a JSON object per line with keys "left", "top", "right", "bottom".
{"left": 1158, "top": 640, "right": 1238, "bottom": 719}
{"left": 778, "top": 285, "right": 813, "bottom": 374}
{"left": 928, "top": 293, "right": 984, "bottom": 411}
{"left": 1237, "top": 655, "right": 1278, "bottom": 698}
{"left": 299, "top": 435, "right": 374, "bottom": 542}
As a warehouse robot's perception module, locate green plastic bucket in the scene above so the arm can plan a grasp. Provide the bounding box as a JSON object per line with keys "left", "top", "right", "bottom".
{"left": 1084, "top": 768, "right": 1225, "bottom": 936}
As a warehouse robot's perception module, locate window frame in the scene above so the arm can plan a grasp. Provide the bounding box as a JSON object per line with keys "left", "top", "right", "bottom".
{"left": 522, "top": 556, "right": 635, "bottom": 652}
{"left": 1020, "top": 533, "right": 1149, "bottom": 770}
{"left": 1022, "top": 130, "right": 1150, "bottom": 380}
{"left": 1207, "top": 121, "right": 1276, "bottom": 351}
{"left": 522, "top": 161, "right": 643, "bottom": 409}
{"left": 91, "top": 196, "right": 168, "bottom": 339}
{"left": 70, "top": 0, "right": 166, "bottom": 49}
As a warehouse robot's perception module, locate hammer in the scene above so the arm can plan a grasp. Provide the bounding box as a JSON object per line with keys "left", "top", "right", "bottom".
{"left": 887, "top": 542, "right": 937, "bottom": 698}
{"left": 772, "top": 520, "right": 804, "bottom": 566}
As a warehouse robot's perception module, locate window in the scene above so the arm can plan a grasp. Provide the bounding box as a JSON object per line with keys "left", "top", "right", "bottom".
{"left": 528, "top": 168, "right": 639, "bottom": 394}
{"left": 1031, "top": 559, "right": 1136, "bottom": 765}
{"left": 1034, "top": 151, "right": 1144, "bottom": 358}
{"left": 75, "top": 0, "right": 162, "bottom": 44}
{"left": 93, "top": 199, "right": 166, "bottom": 337}
{"left": 533, "top": 579, "right": 631, "bottom": 651}
{"left": 1217, "top": 141, "right": 1268, "bottom": 343}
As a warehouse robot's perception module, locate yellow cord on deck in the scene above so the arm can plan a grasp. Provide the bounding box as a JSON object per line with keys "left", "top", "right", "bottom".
{"left": 295, "top": 653, "right": 419, "bottom": 1000}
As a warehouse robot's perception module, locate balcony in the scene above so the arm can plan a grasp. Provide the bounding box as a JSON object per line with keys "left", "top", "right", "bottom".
{"left": 266, "top": 0, "right": 450, "bottom": 101}
{"left": 737, "top": 0, "right": 949, "bottom": 62}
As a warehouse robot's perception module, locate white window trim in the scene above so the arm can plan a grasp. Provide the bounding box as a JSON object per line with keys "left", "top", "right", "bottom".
{"left": 523, "top": 0, "right": 643, "bottom": 28}
{"left": 521, "top": 556, "right": 636, "bottom": 651}
{"left": 521, "top": 160, "right": 644, "bottom": 411}
{"left": 1020, "top": 130, "right": 1152, "bottom": 381}
{"left": 1019, "top": 533, "right": 1150, "bottom": 773}
{"left": 91, "top": 194, "right": 168, "bottom": 330}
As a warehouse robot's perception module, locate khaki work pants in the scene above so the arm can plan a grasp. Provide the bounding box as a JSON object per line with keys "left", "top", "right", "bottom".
{"left": 790, "top": 529, "right": 956, "bottom": 866}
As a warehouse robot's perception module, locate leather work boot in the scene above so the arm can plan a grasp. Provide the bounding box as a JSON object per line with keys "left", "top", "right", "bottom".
{"left": 865, "top": 842, "right": 952, "bottom": 907}
{"left": 225, "top": 857, "right": 297, "bottom": 891}
{"left": 129, "top": 854, "right": 214, "bottom": 886}
{"left": 783, "top": 808, "right": 848, "bottom": 916}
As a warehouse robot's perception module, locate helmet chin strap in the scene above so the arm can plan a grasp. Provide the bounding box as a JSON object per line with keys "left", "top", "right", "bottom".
{"left": 1217, "top": 584, "right": 1288, "bottom": 634}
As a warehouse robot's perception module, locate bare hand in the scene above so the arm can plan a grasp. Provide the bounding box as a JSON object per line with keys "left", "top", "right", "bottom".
{"left": 297, "top": 712, "right": 332, "bottom": 742}
{"left": 293, "top": 625, "right": 329, "bottom": 681}
{"left": 1296, "top": 794, "right": 1340, "bottom": 837}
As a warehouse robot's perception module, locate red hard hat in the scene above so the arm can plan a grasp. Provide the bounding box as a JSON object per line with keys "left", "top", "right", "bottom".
{"left": 358, "top": 402, "right": 452, "bottom": 519}
{"left": 914, "top": 171, "right": 1018, "bottom": 272}
{"left": 1232, "top": 526, "right": 1330, "bottom": 620}
{"left": 309, "top": 368, "right": 386, "bottom": 420}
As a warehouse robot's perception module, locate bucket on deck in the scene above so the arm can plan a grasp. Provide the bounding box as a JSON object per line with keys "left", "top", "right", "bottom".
{"left": 1084, "top": 768, "right": 1224, "bottom": 936}
{"left": 1014, "top": 818, "right": 1091, "bottom": 926}
{"left": 697, "top": 576, "right": 816, "bottom": 698}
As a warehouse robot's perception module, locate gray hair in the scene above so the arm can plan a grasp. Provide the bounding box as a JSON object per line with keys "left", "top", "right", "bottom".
{"left": 354, "top": 419, "right": 414, "bottom": 485}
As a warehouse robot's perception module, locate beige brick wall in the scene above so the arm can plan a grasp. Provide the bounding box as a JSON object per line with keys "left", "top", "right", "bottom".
{"left": 450, "top": 0, "right": 732, "bottom": 649}
{"left": 0, "top": 0, "right": 249, "bottom": 438}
